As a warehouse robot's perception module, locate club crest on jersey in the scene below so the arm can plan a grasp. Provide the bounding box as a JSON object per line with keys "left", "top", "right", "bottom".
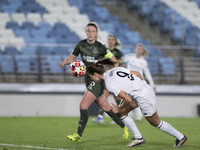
{"left": 93, "top": 48, "right": 98, "bottom": 54}
{"left": 88, "top": 81, "right": 95, "bottom": 90}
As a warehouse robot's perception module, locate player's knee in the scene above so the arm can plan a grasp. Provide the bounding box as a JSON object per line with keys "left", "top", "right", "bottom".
{"left": 148, "top": 119, "right": 160, "bottom": 127}
{"left": 79, "top": 103, "right": 88, "bottom": 110}
{"left": 101, "top": 107, "right": 110, "bottom": 112}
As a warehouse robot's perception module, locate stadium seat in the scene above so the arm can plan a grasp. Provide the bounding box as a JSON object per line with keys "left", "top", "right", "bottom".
{"left": 159, "top": 57, "right": 176, "bottom": 75}
{"left": 15, "top": 29, "right": 31, "bottom": 38}
{"left": 26, "top": 13, "right": 42, "bottom": 26}
{"left": 42, "top": 14, "right": 59, "bottom": 26}
{"left": 0, "top": 29, "right": 16, "bottom": 39}
{"left": 37, "top": 46, "right": 52, "bottom": 55}
{"left": 20, "top": 46, "right": 38, "bottom": 54}
{"left": 52, "top": 47, "right": 71, "bottom": 55}
{"left": 0, "top": 55, "right": 15, "bottom": 73}
{"left": 21, "top": 22, "right": 36, "bottom": 30}
{"left": 37, "top": 22, "right": 52, "bottom": 32}
{"left": 15, "top": 55, "right": 31, "bottom": 73}
{"left": 139, "top": 1, "right": 150, "bottom": 18}
{"left": 11, "top": 13, "right": 27, "bottom": 26}
{"left": 4, "top": 46, "right": 19, "bottom": 54}
{"left": 30, "top": 29, "right": 48, "bottom": 38}
{"left": 1, "top": 5, "right": 18, "bottom": 16}
{"left": 9, "top": 37, "right": 26, "bottom": 48}
{"left": 6, "top": 22, "right": 20, "bottom": 31}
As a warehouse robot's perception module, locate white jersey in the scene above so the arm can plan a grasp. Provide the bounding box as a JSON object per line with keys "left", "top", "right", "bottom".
{"left": 103, "top": 67, "right": 150, "bottom": 99}
{"left": 124, "top": 53, "right": 155, "bottom": 88}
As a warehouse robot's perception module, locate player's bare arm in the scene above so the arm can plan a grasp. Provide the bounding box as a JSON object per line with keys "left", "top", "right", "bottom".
{"left": 110, "top": 55, "right": 118, "bottom": 67}
{"left": 121, "top": 63, "right": 126, "bottom": 68}
{"left": 60, "top": 54, "right": 77, "bottom": 68}
{"left": 130, "top": 70, "right": 143, "bottom": 80}
{"left": 111, "top": 91, "right": 132, "bottom": 113}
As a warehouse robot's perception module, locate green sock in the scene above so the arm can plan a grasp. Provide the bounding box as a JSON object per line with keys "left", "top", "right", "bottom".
{"left": 77, "top": 109, "right": 88, "bottom": 137}
{"left": 99, "top": 107, "right": 104, "bottom": 116}
{"left": 106, "top": 109, "right": 125, "bottom": 128}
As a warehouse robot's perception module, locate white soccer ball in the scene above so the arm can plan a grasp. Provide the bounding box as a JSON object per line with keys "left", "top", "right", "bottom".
{"left": 69, "top": 60, "right": 86, "bottom": 78}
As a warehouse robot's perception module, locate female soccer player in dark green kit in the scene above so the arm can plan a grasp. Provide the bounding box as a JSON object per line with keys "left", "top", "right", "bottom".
{"left": 59, "top": 22, "right": 126, "bottom": 142}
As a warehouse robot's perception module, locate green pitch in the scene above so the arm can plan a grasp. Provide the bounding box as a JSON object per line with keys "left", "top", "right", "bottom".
{"left": 0, "top": 117, "right": 199, "bottom": 150}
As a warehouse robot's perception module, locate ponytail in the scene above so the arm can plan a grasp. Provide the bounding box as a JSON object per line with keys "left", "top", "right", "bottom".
{"left": 87, "top": 58, "right": 117, "bottom": 75}
{"left": 96, "top": 58, "right": 116, "bottom": 67}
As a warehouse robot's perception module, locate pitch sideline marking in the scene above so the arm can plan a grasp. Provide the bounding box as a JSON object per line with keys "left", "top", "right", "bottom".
{"left": 0, "top": 143, "right": 74, "bottom": 150}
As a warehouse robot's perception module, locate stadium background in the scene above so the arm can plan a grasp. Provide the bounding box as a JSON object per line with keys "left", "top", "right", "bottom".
{"left": 0, "top": 0, "right": 200, "bottom": 117}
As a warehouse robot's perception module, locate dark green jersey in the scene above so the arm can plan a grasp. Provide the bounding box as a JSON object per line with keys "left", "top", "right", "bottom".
{"left": 72, "top": 39, "right": 109, "bottom": 83}
{"left": 110, "top": 48, "right": 124, "bottom": 60}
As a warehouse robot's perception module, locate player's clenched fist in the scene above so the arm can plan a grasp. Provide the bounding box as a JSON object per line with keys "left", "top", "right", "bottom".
{"left": 60, "top": 62, "right": 65, "bottom": 68}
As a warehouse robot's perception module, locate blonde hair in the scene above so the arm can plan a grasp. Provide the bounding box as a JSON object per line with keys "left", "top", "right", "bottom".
{"left": 136, "top": 43, "right": 149, "bottom": 58}
{"left": 85, "top": 22, "right": 101, "bottom": 40}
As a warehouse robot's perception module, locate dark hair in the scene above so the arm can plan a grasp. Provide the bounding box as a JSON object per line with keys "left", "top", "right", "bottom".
{"left": 108, "top": 34, "right": 121, "bottom": 47}
{"left": 85, "top": 22, "right": 98, "bottom": 32}
{"left": 87, "top": 58, "right": 116, "bottom": 75}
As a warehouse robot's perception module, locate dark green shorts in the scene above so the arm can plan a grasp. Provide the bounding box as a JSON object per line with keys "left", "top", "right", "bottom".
{"left": 86, "top": 81, "right": 105, "bottom": 98}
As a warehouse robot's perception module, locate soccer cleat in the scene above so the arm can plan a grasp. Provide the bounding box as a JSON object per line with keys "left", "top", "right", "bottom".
{"left": 123, "top": 126, "right": 129, "bottom": 140}
{"left": 67, "top": 133, "right": 82, "bottom": 142}
{"left": 92, "top": 117, "right": 104, "bottom": 124}
{"left": 173, "top": 135, "right": 188, "bottom": 147}
{"left": 125, "top": 137, "right": 145, "bottom": 147}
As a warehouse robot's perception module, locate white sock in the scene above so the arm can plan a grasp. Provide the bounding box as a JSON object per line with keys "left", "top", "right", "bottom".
{"left": 157, "top": 120, "right": 184, "bottom": 140}
{"left": 121, "top": 115, "right": 142, "bottom": 139}
{"left": 98, "top": 114, "right": 103, "bottom": 119}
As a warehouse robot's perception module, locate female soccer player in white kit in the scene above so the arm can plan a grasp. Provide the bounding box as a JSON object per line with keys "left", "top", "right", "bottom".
{"left": 87, "top": 58, "right": 187, "bottom": 147}
{"left": 124, "top": 43, "right": 156, "bottom": 121}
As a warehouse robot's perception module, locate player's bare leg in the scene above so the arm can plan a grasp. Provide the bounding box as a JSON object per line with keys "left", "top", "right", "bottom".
{"left": 116, "top": 103, "right": 144, "bottom": 147}
{"left": 95, "top": 94, "right": 125, "bottom": 128}
{"left": 145, "top": 111, "right": 187, "bottom": 147}
{"left": 67, "top": 90, "right": 96, "bottom": 141}
{"left": 92, "top": 89, "right": 109, "bottom": 123}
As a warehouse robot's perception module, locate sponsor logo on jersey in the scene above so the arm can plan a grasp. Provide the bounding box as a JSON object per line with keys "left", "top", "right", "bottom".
{"left": 83, "top": 55, "right": 97, "bottom": 63}
{"left": 93, "top": 48, "right": 98, "bottom": 54}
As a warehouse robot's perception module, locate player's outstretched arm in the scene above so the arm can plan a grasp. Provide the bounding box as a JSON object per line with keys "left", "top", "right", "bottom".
{"left": 60, "top": 54, "right": 77, "bottom": 68}
{"left": 111, "top": 91, "right": 132, "bottom": 113}
{"left": 130, "top": 70, "right": 143, "bottom": 80}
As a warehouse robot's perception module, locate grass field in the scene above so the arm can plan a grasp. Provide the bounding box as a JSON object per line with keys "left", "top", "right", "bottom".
{"left": 0, "top": 117, "right": 199, "bottom": 150}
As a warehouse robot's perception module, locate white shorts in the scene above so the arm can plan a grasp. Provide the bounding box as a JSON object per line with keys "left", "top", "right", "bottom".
{"left": 135, "top": 88, "right": 156, "bottom": 117}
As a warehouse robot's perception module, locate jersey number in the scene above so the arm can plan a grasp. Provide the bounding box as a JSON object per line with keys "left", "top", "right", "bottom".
{"left": 116, "top": 71, "right": 134, "bottom": 81}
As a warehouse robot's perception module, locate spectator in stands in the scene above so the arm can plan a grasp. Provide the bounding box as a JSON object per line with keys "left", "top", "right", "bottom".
{"left": 92, "top": 34, "right": 126, "bottom": 124}
{"left": 87, "top": 58, "right": 188, "bottom": 147}
{"left": 124, "top": 43, "right": 156, "bottom": 121}
{"left": 59, "top": 22, "right": 127, "bottom": 142}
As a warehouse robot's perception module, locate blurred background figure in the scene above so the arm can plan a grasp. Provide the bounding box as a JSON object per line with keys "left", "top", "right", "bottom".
{"left": 124, "top": 43, "right": 156, "bottom": 121}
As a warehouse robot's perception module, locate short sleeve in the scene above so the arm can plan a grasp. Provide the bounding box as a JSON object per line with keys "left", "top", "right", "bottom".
{"left": 72, "top": 43, "right": 80, "bottom": 56}
{"left": 105, "top": 82, "right": 121, "bottom": 97}
{"left": 100, "top": 45, "right": 109, "bottom": 56}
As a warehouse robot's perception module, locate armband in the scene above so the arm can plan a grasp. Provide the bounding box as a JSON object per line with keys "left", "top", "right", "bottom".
{"left": 104, "top": 51, "right": 113, "bottom": 58}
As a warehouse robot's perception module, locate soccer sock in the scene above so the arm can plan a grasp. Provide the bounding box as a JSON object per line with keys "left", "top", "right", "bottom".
{"left": 98, "top": 108, "right": 104, "bottom": 116}
{"left": 121, "top": 115, "right": 143, "bottom": 139}
{"left": 98, "top": 100, "right": 122, "bottom": 117}
{"left": 77, "top": 109, "right": 89, "bottom": 137}
{"left": 157, "top": 120, "right": 184, "bottom": 140}
{"left": 106, "top": 109, "right": 125, "bottom": 128}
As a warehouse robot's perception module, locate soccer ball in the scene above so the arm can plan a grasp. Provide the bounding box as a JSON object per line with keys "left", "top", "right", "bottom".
{"left": 69, "top": 60, "right": 86, "bottom": 78}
